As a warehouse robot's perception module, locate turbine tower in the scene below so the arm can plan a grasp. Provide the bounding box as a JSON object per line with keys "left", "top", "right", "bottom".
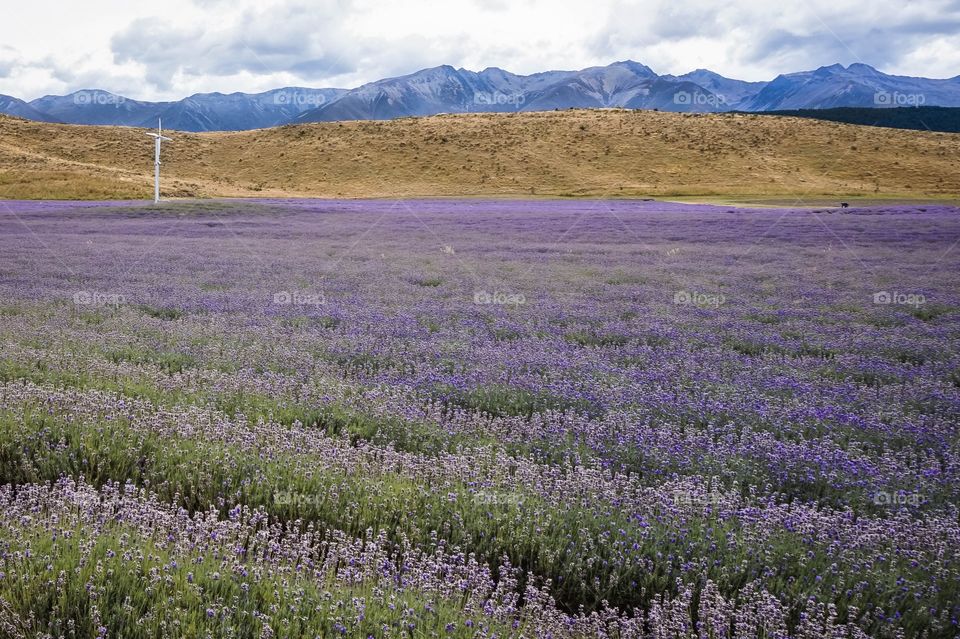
{"left": 146, "top": 119, "right": 172, "bottom": 203}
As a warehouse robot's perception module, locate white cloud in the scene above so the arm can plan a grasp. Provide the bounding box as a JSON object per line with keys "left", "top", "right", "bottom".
{"left": 0, "top": 0, "right": 957, "bottom": 100}
{"left": 591, "top": 0, "right": 960, "bottom": 80}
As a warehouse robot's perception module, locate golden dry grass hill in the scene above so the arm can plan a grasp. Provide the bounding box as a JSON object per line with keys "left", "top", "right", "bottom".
{"left": 1, "top": 109, "right": 959, "bottom": 201}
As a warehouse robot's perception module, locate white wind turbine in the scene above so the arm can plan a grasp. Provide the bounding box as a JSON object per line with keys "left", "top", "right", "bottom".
{"left": 146, "top": 119, "right": 172, "bottom": 203}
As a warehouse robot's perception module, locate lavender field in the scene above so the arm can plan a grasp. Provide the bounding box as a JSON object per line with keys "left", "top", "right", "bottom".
{"left": 0, "top": 198, "right": 958, "bottom": 638}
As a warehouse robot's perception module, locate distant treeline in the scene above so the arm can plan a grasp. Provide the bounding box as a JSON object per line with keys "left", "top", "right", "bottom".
{"left": 739, "top": 106, "right": 960, "bottom": 133}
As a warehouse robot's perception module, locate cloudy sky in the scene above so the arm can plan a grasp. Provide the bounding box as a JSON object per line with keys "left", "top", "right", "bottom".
{"left": 2, "top": 0, "right": 959, "bottom": 101}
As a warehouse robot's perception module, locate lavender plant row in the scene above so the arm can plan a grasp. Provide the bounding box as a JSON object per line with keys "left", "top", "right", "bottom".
{"left": 1, "top": 477, "right": 893, "bottom": 639}
{"left": 0, "top": 198, "right": 958, "bottom": 638}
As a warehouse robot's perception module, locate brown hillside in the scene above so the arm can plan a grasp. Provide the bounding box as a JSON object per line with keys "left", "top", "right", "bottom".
{"left": 1, "top": 109, "right": 958, "bottom": 200}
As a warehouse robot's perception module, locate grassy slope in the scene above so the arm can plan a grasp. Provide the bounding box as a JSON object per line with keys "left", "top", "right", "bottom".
{"left": 1, "top": 109, "right": 959, "bottom": 201}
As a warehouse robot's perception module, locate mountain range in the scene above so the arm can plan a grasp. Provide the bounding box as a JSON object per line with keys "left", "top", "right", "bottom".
{"left": 3, "top": 61, "right": 959, "bottom": 132}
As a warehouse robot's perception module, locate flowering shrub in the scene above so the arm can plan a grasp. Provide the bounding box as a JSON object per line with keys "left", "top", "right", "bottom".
{"left": 0, "top": 199, "right": 957, "bottom": 637}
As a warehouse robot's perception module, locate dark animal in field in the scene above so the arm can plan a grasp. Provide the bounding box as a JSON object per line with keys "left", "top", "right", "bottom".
{"left": 841, "top": 202, "right": 850, "bottom": 208}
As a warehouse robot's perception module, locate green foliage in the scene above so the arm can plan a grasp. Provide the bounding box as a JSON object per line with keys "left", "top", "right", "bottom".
{"left": 564, "top": 330, "right": 631, "bottom": 348}
{"left": 910, "top": 304, "right": 954, "bottom": 322}
{"left": 137, "top": 304, "right": 185, "bottom": 321}
{"left": 753, "top": 106, "right": 960, "bottom": 134}
{"left": 436, "top": 384, "right": 601, "bottom": 419}
{"left": 106, "top": 346, "right": 196, "bottom": 375}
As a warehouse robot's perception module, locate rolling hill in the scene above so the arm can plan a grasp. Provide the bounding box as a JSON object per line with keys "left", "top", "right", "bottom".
{"left": 1, "top": 109, "right": 958, "bottom": 201}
